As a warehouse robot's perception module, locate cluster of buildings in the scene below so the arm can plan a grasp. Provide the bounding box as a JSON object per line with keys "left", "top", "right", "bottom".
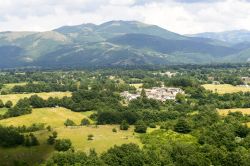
{"left": 120, "top": 87, "right": 184, "bottom": 102}
{"left": 153, "top": 71, "right": 178, "bottom": 78}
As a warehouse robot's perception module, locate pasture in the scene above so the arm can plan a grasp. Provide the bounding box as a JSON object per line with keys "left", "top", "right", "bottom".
{"left": 130, "top": 83, "right": 143, "bottom": 89}
{"left": 0, "top": 108, "right": 143, "bottom": 165}
{"left": 0, "top": 108, "right": 8, "bottom": 115}
{"left": 0, "top": 92, "right": 72, "bottom": 104}
{"left": 218, "top": 108, "right": 250, "bottom": 116}
{"left": 202, "top": 84, "right": 250, "bottom": 94}
{"left": 0, "top": 107, "right": 88, "bottom": 128}
{"left": 57, "top": 125, "right": 141, "bottom": 153}
{"left": 1, "top": 82, "right": 28, "bottom": 92}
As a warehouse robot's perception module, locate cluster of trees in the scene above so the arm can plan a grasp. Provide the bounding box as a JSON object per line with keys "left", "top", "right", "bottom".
{"left": 0, "top": 125, "right": 24, "bottom": 147}
{"left": 0, "top": 125, "right": 40, "bottom": 148}
{"left": 0, "top": 100, "right": 13, "bottom": 108}
{"left": 4, "top": 98, "right": 31, "bottom": 118}
{"left": 24, "top": 133, "right": 39, "bottom": 147}
{"left": 12, "top": 82, "right": 77, "bottom": 93}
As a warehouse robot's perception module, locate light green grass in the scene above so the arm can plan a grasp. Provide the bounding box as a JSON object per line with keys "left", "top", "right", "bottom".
{"left": 0, "top": 108, "right": 8, "bottom": 115}
{"left": 202, "top": 84, "right": 250, "bottom": 94}
{"left": 2, "top": 82, "right": 28, "bottom": 92}
{"left": 0, "top": 108, "right": 147, "bottom": 165}
{"left": 130, "top": 83, "right": 143, "bottom": 89}
{"left": 56, "top": 125, "right": 142, "bottom": 153}
{"left": 80, "top": 111, "right": 95, "bottom": 117}
{"left": 0, "top": 107, "right": 88, "bottom": 128}
{"left": 218, "top": 108, "right": 250, "bottom": 116}
{"left": 0, "top": 92, "right": 72, "bottom": 105}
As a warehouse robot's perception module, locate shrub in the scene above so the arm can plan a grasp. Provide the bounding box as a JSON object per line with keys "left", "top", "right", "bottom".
{"left": 0, "top": 100, "right": 4, "bottom": 108}
{"left": 5, "top": 100, "right": 13, "bottom": 108}
{"left": 149, "top": 123, "right": 156, "bottom": 128}
{"left": 174, "top": 119, "right": 192, "bottom": 134}
{"left": 47, "top": 131, "right": 58, "bottom": 145}
{"left": 112, "top": 128, "right": 117, "bottom": 132}
{"left": 81, "top": 118, "right": 90, "bottom": 126}
{"left": 54, "top": 139, "right": 72, "bottom": 151}
{"left": 134, "top": 120, "right": 147, "bottom": 133}
{"left": 88, "top": 134, "right": 94, "bottom": 140}
{"left": 64, "top": 119, "right": 76, "bottom": 127}
{"left": 120, "top": 120, "right": 129, "bottom": 130}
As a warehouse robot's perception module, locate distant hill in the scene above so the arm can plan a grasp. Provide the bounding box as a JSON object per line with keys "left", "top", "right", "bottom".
{"left": 189, "top": 30, "right": 250, "bottom": 44}
{"left": 0, "top": 21, "right": 250, "bottom": 68}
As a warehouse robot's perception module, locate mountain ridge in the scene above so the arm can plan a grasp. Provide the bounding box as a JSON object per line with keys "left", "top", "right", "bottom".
{"left": 0, "top": 20, "right": 250, "bottom": 68}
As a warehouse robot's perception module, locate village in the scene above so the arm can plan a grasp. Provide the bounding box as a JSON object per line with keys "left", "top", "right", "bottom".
{"left": 120, "top": 86, "right": 184, "bottom": 102}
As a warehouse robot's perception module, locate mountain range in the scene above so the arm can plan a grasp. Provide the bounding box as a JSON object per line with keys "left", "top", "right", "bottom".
{"left": 1, "top": 20, "right": 250, "bottom": 68}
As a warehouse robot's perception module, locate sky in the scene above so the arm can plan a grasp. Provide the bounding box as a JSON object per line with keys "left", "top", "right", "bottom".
{"left": 0, "top": 0, "right": 250, "bottom": 34}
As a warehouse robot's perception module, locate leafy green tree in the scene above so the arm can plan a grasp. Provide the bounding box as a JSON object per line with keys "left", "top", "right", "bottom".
{"left": 64, "top": 119, "right": 76, "bottom": 127}
{"left": 120, "top": 120, "right": 129, "bottom": 130}
{"left": 54, "top": 139, "right": 72, "bottom": 151}
{"left": 30, "top": 133, "right": 39, "bottom": 146}
{"left": 29, "top": 95, "right": 45, "bottom": 108}
{"left": 134, "top": 120, "right": 147, "bottom": 133}
{"left": 101, "top": 143, "right": 145, "bottom": 166}
{"left": 24, "top": 135, "right": 31, "bottom": 147}
{"left": 174, "top": 119, "right": 192, "bottom": 134}
{"left": 88, "top": 134, "right": 94, "bottom": 141}
{"left": 81, "top": 118, "right": 90, "bottom": 126}
{"left": 0, "top": 100, "right": 4, "bottom": 108}
{"left": 140, "top": 88, "right": 147, "bottom": 98}
{"left": 5, "top": 100, "right": 13, "bottom": 108}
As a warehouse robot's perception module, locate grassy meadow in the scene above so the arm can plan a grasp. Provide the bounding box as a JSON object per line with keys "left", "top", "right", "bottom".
{"left": 202, "top": 84, "right": 250, "bottom": 94}
{"left": 0, "top": 107, "right": 88, "bottom": 128}
{"left": 1, "top": 82, "right": 28, "bottom": 92}
{"left": 56, "top": 125, "right": 142, "bottom": 153}
{"left": 0, "top": 92, "right": 72, "bottom": 104}
{"left": 218, "top": 108, "right": 250, "bottom": 116}
{"left": 130, "top": 83, "right": 143, "bottom": 89}
{"left": 0, "top": 108, "right": 8, "bottom": 115}
{"left": 0, "top": 107, "right": 145, "bottom": 165}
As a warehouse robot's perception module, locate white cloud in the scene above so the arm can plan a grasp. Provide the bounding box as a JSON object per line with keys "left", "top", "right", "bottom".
{"left": 0, "top": 0, "right": 250, "bottom": 34}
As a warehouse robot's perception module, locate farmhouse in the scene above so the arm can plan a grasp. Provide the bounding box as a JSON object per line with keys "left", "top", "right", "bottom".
{"left": 121, "top": 87, "right": 184, "bottom": 102}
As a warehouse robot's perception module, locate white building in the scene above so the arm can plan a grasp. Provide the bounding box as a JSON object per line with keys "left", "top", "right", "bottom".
{"left": 121, "top": 87, "right": 184, "bottom": 102}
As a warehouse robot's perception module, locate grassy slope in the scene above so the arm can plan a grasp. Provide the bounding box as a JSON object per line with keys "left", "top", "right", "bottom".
{"left": 0, "top": 107, "right": 145, "bottom": 165}
{"left": 218, "top": 108, "right": 250, "bottom": 116}
{"left": 2, "top": 82, "right": 28, "bottom": 92}
{"left": 0, "top": 108, "right": 8, "bottom": 115}
{"left": 56, "top": 125, "right": 142, "bottom": 153}
{"left": 0, "top": 92, "right": 72, "bottom": 104}
{"left": 202, "top": 84, "right": 250, "bottom": 94}
{"left": 0, "top": 107, "right": 86, "bottom": 128}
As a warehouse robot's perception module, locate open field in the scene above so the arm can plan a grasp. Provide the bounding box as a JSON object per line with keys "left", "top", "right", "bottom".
{"left": 218, "top": 108, "right": 250, "bottom": 116}
{"left": 0, "top": 92, "right": 72, "bottom": 104}
{"left": 0, "top": 107, "right": 88, "bottom": 128}
{"left": 0, "top": 125, "right": 144, "bottom": 165}
{"left": 202, "top": 84, "right": 250, "bottom": 94}
{"left": 0, "top": 108, "right": 8, "bottom": 115}
{"left": 57, "top": 125, "right": 142, "bottom": 153}
{"left": 81, "top": 111, "right": 95, "bottom": 117}
{"left": 1, "top": 82, "right": 28, "bottom": 92}
{"left": 130, "top": 83, "right": 143, "bottom": 89}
